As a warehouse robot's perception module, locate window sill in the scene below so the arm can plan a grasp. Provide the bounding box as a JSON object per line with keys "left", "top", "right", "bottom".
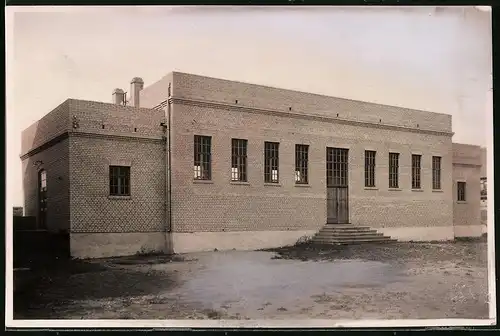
{"left": 295, "top": 184, "right": 310, "bottom": 188}
{"left": 264, "top": 183, "right": 281, "bottom": 187}
{"left": 432, "top": 189, "right": 444, "bottom": 193}
{"left": 364, "top": 187, "right": 378, "bottom": 190}
{"left": 230, "top": 181, "right": 250, "bottom": 185}
{"left": 411, "top": 189, "right": 424, "bottom": 192}
{"left": 388, "top": 188, "right": 402, "bottom": 191}
{"left": 108, "top": 195, "right": 132, "bottom": 200}
{"left": 456, "top": 201, "right": 468, "bottom": 204}
{"left": 193, "top": 180, "right": 214, "bottom": 184}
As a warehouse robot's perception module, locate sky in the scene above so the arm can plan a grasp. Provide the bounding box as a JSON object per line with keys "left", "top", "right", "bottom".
{"left": 6, "top": 6, "right": 492, "bottom": 207}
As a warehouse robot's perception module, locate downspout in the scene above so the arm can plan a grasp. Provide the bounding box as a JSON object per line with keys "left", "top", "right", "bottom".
{"left": 167, "top": 84, "right": 172, "bottom": 234}
{"left": 160, "top": 84, "right": 173, "bottom": 252}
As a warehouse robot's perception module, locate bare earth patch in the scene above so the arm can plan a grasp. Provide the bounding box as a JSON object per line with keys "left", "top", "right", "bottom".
{"left": 14, "top": 241, "right": 489, "bottom": 321}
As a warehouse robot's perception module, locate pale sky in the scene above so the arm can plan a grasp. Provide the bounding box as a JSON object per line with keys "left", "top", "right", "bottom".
{"left": 6, "top": 6, "right": 492, "bottom": 207}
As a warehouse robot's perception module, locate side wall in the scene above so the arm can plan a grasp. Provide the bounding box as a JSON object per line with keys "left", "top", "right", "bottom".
{"left": 69, "top": 136, "right": 167, "bottom": 258}
{"left": 21, "top": 100, "right": 71, "bottom": 233}
{"left": 21, "top": 138, "right": 70, "bottom": 232}
{"left": 168, "top": 101, "right": 454, "bottom": 252}
{"left": 452, "top": 143, "right": 483, "bottom": 238}
{"left": 67, "top": 100, "right": 168, "bottom": 258}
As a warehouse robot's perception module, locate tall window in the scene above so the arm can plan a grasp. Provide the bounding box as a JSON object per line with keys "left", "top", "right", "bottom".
{"left": 389, "top": 153, "right": 399, "bottom": 188}
{"left": 295, "top": 144, "right": 309, "bottom": 184}
{"left": 39, "top": 170, "right": 47, "bottom": 191}
{"left": 432, "top": 156, "right": 442, "bottom": 190}
{"left": 480, "top": 177, "right": 487, "bottom": 200}
{"left": 364, "top": 150, "right": 376, "bottom": 187}
{"left": 194, "top": 135, "right": 212, "bottom": 180}
{"left": 38, "top": 169, "right": 47, "bottom": 229}
{"left": 264, "top": 142, "right": 279, "bottom": 183}
{"left": 231, "top": 139, "right": 247, "bottom": 182}
{"left": 326, "top": 148, "right": 348, "bottom": 187}
{"left": 457, "top": 182, "right": 466, "bottom": 201}
{"left": 412, "top": 154, "right": 422, "bottom": 189}
{"left": 109, "top": 166, "right": 131, "bottom": 196}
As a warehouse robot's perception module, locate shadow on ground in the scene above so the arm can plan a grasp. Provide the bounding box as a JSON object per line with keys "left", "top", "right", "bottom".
{"left": 13, "top": 254, "right": 182, "bottom": 319}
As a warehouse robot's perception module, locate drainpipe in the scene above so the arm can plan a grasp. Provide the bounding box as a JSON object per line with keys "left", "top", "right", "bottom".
{"left": 167, "top": 85, "right": 172, "bottom": 233}
{"left": 161, "top": 84, "right": 173, "bottom": 252}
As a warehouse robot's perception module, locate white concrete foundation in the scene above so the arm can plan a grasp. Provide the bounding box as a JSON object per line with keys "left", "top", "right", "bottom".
{"left": 70, "top": 232, "right": 168, "bottom": 259}
{"left": 377, "top": 226, "right": 455, "bottom": 242}
{"left": 171, "top": 230, "right": 317, "bottom": 254}
{"left": 454, "top": 225, "right": 484, "bottom": 238}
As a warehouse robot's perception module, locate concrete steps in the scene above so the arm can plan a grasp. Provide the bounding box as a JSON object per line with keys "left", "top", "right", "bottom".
{"left": 311, "top": 224, "right": 396, "bottom": 245}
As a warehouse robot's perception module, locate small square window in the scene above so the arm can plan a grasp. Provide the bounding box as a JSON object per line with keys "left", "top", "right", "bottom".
{"left": 109, "top": 166, "right": 131, "bottom": 196}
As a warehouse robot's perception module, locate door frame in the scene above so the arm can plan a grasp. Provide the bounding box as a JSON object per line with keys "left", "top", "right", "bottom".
{"left": 327, "top": 186, "right": 350, "bottom": 224}
{"left": 326, "top": 147, "right": 350, "bottom": 224}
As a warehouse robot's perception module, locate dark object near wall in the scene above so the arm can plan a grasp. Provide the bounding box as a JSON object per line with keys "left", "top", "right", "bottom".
{"left": 13, "top": 216, "right": 37, "bottom": 231}
{"left": 13, "top": 217, "right": 70, "bottom": 269}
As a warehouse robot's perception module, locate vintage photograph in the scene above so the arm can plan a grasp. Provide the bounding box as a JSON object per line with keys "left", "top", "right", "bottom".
{"left": 6, "top": 5, "right": 494, "bottom": 327}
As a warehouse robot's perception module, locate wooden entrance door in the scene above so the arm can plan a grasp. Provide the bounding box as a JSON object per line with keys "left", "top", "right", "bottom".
{"left": 38, "top": 169, "right": 47, "bottom": 230}
{"left": 326, "top": 147, "right": 349, "bottom": 224}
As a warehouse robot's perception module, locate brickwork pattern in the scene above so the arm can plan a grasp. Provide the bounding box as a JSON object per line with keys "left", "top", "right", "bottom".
{"left": 69, "top": 99, "right": 165, "bottom": 139}
{"left": 69, "top": 135, "right": 166, "bottom": 233}
{"left": 167, "top": 72, "right": 452, "bottom": 132}
{"left": 452, "top": 143, "right": 482, "bottom": 228}
{"left": 453, "top": 165, "right": 481, "bottom": 227}
{"left": 139, "top": 72, "right": 174, "bottom": 109}
{"left": 22, "top": 138, "right": 70, "bottom": 232}
{"left": 21, "top": 100, "right": 71, "bottom": 156}
{"left": 168, "top": 101, "right": 453, "bottom": 233}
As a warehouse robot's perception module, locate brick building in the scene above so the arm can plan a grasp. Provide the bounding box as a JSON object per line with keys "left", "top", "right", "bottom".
{"left": 21, "top": 72, "right": 484, "bottom": 258}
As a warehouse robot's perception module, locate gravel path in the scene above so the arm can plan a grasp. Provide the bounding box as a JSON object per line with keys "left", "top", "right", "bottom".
{"left": 14, "top": 241, "right": 489, "bottom": 321}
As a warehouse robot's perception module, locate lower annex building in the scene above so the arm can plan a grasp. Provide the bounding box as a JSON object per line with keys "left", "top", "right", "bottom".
{"left": 21, "top": 72, "right": 484, "bottom": 258}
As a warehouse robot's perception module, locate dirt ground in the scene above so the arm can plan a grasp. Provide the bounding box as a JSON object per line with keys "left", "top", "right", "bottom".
{"left": 14, "top": 240, "right": 490, "bottom": 321}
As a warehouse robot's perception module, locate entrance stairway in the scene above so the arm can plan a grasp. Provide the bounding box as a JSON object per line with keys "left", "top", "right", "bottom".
{"left": 311, "top": 224, "right": 396, "bottom": 245}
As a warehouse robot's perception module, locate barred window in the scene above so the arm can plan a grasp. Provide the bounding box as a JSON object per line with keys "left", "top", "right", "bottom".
{"left": 389, "top": 153, "right": 399, "bottom": 188}
{"left": 327, "top": 147, "right": 348, "bottom": 187}
{"left": 364, "top": 150, "right": 376, "bottom": 187}
{"left": 412, "top": 154, "right": 422, "bottom": 189}
{"left": 432, "top": 156, "right": 441, "bottom": 190}
{"left": 109, "top": 166, "right": 130, "bottom": 196}
{"left": 457, "top": 182, "right": 466, "bottom": 201}
{"left": 231, "top": 139, "right": 247, "bottom": 182}
{"left": 39, "top": 170, "right": 47, "bottom": 191}
{"left": 264, "top": 142, "right": 279, "bottom": 183}
{"left": 194, "top": 135, "right": 212, "bottom": 180}
{"left": 295, "top": 144, "right": 309, "bottom": 184}
{"left": 480, "top": 177, "right": 487, "bottom": 200}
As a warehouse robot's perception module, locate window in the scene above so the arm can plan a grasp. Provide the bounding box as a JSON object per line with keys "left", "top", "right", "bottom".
{"left": 109, "top": 166, "right": 131, "bottom": 196}
{"left": 389, "top": 153, "right": 399, "bottom": 188}
{"left": 231, "top": 139, "right": 247, "bottom": 182}
{"left": 364, "top": 150, "right": 376, "bottom": 187}
{"left": 457, "top": 181, "right": 466, "bottom": 201}
{"left": 264, "top": 142, "right": 279, "bottom": 183}
{"left": 194, "top": 135, "right": 212, "bottom": 180}
{"left": 480, "top": 177, "right": 487, "bottom": 200}
{"left": 432, "top": 156, "right": 441, "bottom": 190}
{"left": 326, "top": 147, "right": 348, "bottom": 187}
{"left": 412, "top": 154, "right": 422, "bottom": 189}
{"left": 39, "top": 170, "right": 47, "bottom": 191}
{"left": 295, "top": 144, "right": 309, "bottom": 184}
